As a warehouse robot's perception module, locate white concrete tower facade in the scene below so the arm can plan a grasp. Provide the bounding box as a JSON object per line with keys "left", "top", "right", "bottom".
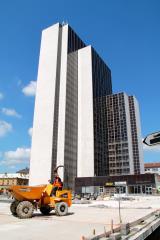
{"left": 77, "top": 46, "right": 94, "bottom": 177}
{"left": 30, "top": 23, "right": 63, "bottom": 185}
{"left": 29, "top": 23, "right": 112, "bottom": 187}
{"left": 128, "top": 96, "right": 144, "bottom": 174}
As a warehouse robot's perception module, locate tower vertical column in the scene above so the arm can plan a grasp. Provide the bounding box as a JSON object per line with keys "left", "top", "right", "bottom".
{"left": 77, "top": 46, "right": 94, "bottom": 177}
{"left": 29, "top": 24, "right": 61, "bottom": 185}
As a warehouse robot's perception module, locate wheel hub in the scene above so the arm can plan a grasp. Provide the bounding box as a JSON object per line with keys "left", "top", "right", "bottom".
{"left": 23, "top": 207, "right": 29, "bottom": 213}
{"left": 60, "top": 206, "right": 65, "bottom": 212}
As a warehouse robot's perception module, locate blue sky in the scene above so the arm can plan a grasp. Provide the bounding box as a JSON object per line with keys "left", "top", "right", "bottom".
{"left": 0, "top": 0, "right": 160, "bottom": 173}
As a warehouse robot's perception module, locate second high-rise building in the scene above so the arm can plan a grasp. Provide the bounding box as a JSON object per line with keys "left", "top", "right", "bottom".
{"left": 95, "top": 93, "right": 144, "bottom": 176}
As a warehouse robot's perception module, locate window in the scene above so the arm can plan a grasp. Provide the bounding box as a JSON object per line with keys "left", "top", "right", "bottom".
{"left": 99, "top": 186, "right": 104, "bottom": 193}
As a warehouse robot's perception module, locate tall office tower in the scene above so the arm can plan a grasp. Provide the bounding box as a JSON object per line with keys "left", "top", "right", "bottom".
{"left": 96, "top": 93, "right": 144, "bottom": 176}
{"left": 29, "top": 23, "right": 112, "bottom": 188}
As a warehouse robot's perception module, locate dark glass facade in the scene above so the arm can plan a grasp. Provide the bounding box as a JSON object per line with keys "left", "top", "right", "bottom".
{"left": 68, "top": 26, "right": 86, "bottom": 53}
{"left": 64, "top": 27, "right": 86, "bottom": 189}
{"left": 92, "top": 48, "right": 112, "bottom": 177}
{"left": 92, "top": 49, "right": 112, "bottom": 98}
{"left": 64, "top": 51, "right": 78, "bottom": 189}
{"left": 106, "top": 93, "right": 130, "bottom": 176}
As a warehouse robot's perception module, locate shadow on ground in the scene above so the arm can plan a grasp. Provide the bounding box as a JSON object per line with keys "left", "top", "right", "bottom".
{"left": 32, "top": 211, "right": 75, "bottom": 218}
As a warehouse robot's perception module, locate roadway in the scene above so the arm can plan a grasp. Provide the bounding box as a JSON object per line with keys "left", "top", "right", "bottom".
{"left": 0, "top": 196, "right": 160, "bottom": 240}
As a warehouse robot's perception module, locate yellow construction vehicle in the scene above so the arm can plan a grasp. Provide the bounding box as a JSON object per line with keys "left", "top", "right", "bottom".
{"left": 9, "top": 183, "right": 72, "bottom": 219}
{"left": 8, "top": 166, "right": 71, "bottom": 219}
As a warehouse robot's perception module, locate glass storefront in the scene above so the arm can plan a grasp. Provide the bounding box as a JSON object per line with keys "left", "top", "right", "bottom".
{"left": 128, "top": 185, "right": 153, "bottom": 194}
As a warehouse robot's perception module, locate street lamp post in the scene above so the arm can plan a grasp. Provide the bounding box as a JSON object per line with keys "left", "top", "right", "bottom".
{"left": 118, "top": 186, "right": 122, "bottom": 224}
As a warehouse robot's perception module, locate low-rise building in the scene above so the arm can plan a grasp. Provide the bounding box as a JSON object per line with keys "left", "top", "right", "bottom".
{"left": 144, "top": 162, "right": 160, "bottom": 175}
{"left": 75, "top": 174, "right": 160, "bottom": 195}
{"left": 0, "top": 170, "right": 29, "bottom": 191}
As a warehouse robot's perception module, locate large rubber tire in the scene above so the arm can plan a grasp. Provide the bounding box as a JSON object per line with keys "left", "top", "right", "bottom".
{"left": 16, "top": 201, "right": 34, "bottom": 219}
{"left": 10, "top": 201, "right": 19, "bottom": 216}
{"left": 55, "top": 202, "right": 68, "bottom": 216}
{"left": 40, "top": 206, "right": 51, "bottom": 215}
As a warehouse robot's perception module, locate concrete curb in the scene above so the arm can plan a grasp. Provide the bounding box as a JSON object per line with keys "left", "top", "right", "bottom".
{"left": 83, "top": 210, "right": 160, "bottom": 240}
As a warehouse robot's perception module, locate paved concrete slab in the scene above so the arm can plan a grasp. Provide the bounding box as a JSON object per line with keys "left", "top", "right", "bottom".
{"left": 0, "top": 196, "right": 160, "bottom": 240}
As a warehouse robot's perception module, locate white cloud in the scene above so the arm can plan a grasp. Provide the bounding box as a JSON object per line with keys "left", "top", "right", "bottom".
{"left": 0, "top": 148, "right": 30, "bottom": 166}
{"left": 0, "top": 92, "right": 4, "bottom": 100}
{"left": 28, "top": 127, "right": 33, "bottom": 137}
{"left": 22, "top": 81, "right": 37, "bottom": 96}
{"left": 0, "top": 120, "right": 12, "bottom": 137}
{"left": 142, "top": 138, "right": 160, "bottom": 152}
{"left": 2, "top": 108, "right": 22, "bottom": 118}
{"left": 143, "top": 143, "right": 160, "bottom": 152}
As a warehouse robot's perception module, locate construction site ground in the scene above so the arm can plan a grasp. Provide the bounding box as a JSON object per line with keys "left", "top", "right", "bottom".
{"left": 0, "top": 195, "right": 160, "bottom": 240}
